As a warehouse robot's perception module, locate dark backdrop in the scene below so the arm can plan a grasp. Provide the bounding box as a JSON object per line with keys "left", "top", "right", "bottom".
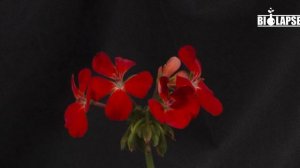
{"left": 0, "top": 0, "right": 299, "bottom": 168}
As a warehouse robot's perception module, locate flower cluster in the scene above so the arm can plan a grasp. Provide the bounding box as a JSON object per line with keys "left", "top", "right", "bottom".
{"left": 65, "top": 52, "right": 153, "bottom": 137}
{"left": 149, "top": 46, "right": 223, "bottom": 129}
{"left": 64, "top": 45, "right": 223, "bottom": 168}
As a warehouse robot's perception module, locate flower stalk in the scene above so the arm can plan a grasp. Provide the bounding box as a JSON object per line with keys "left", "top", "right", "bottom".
{"left": 144, "top": 108, "right": 155, "bottom": 168}
{"left": 145, "top": 144, "right": 155, "bottom": 168}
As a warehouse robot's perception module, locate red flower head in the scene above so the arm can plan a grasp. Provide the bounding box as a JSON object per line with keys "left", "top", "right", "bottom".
{"left": 148, "top": 77, "right": 200, "bottom": 129}
{"left": 64, "top": 68, "right": 92, "bottom": 138}
{"left": 91, "top": 52, "right": 153, "bottom": 121}
{"left": 148, "top": 56, "right": 200, "bottom": 129}
{"left": 176, "top": 45, "right": 223, "bottom": 116}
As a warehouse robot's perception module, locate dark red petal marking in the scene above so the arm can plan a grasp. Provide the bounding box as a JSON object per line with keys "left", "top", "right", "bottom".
{"left": 124, "top": 71, "right": 153, "bottom": 98}
{"left": 115, "top": 57, "right": 136, "bottom": 77}
{"left": 170, "top": 86, "right": 194, "bottom": 108}
{"left": 178, "top": 45, "right": 202, "bottom": 76}
{"left": 90, "top": 77, "right": 114, "bottom": 101}
{"left": 172, "top": 86, "right": 200, "bottom": 116}
{"left": 92, "top": 51, "right": 116, "bottom": 78}
{"left": 64, "top": 102, "right": 88, "bottom": 138}
{"left": 158, "top": 76, "right": 170, "bottom": 101}
{"left": 105, "top": 89, "right": 133, "bottom": 121}
{"left": 78, "top": 68, "right": 92, "bottom": 93}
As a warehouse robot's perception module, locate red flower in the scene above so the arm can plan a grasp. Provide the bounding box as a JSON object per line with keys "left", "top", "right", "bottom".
{"left": 64, "top": 68, "right": 91, "bottom": 138}
{"left": 176, "top": 45, "right": 223, "bottom": 116}
{"left": 148, "top": 77, "right": 200, "bottom": 129}
{"left": 91, "top": 52, "right": 153, "bottom": 121}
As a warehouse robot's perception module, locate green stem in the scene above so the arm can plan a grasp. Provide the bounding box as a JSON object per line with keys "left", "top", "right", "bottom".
{"left": 144, "top": 106, "right": 155, "bottom": 168}
{"left": 145, "top": 145, "right": 155, "bottom": 168}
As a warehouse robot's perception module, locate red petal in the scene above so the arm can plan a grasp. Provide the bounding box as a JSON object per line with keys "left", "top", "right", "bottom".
{"left": 170, "top": 86, "right": 194, "bottom": 108}
{"left": 171, "top": 86, "right": 200, "bottom": 118}
{"left": 124, "top": 71, "right": 153, "bottom": 98}
{"left": 197, "top": 82, "right": 223, "bottom": 116}
{"left": 105, "top": 90, "right": 133, "bottom": 121}
{"left": 176, "top": 75, "right": 194, "bottom": 89}
{"left": 158, "top": 76, "right": 170, "bottom": 101}
{"left": 165, "top": 109, "right": 192, "bottom": 129}
{"left": 90, "top": 77, "right": 114, "bottom": 101}
{"left": 78, "top": 68, "right": 92, "bottom": 92}
{"left": 92, "top": 52, "right": 116, "bottom": 78}
{"left": 115, "top": 57, "right": 136, "bottom": 77}
{"left": 64, "top": 102, "right": 88, "bottom": 138}
{"left": 178, "top": 45, "right": 202, "bottom": 76}
{"left": 71, "top": 74, "right": 80, "bottom": 99}
{"left": 148, "top": 99, "right": 166, "bottom": 124}
{"left": 198, "top": 80, "right": 214, "bottom": 94}
{"left": 184, "top": 94, "right": 201, "bottom": 118}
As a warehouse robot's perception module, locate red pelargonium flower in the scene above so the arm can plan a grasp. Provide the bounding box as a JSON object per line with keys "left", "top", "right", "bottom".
{"left": 148, "top": 77, "right": 200, "bottom": 129}
{"left": 64, "top": 68, "right": 91, "bottom": 138}
{"left": 91, "top": 52, "right": 153, "bottom": 121}
{"left": 176, "top": 45, "right": 223, "bottom": 116}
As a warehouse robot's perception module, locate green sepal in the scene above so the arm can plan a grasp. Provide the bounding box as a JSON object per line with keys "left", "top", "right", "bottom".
{"left": 136, "top": 123, "right": 145, "bottom": 138}
{"left": 152, "top": 134, "right": 159, "bottom": 147}
{"left": 130, "top": 118, "right": 145, "bottom": 134}
{"left": 163, "top": 125, "right": 175, "bottom": 140}
{"left": 156, "top": 134, "right": 167, "bottom": 157}
{"left": 127, "top": 130, "right": 136, "bottom": 152}
{"left": 120, "top": 127, "right": 131, "bottom": 150}
{"left": 143, "top": 125, "right": 152, "bottom": 143}
{"left": 150, "top": 123, "right": 161, "bottom": 147}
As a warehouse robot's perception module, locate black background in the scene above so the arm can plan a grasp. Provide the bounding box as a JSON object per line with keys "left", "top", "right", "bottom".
{"left": 1, "top": 0, "right": 300, "bottom": 167}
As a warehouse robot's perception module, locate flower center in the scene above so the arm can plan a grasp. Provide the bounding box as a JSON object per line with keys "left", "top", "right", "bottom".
{"left": 77, "top": 96, "right": 87, "bottom": 106}
{"left": 192, "top": 79, "right": 199, "bottom": 88}
{"left": 162, "top": 98, "right": 175, "bottom": 112}
{"left": 192, "top": 77, "right": 204, "bottom": 89}
{"left": 114, "top": 80, "right": 124, "bottom": 90}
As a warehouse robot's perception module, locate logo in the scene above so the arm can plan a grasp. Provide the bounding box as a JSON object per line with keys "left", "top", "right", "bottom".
{"left": 257, "top": 7, "right": 300, "bottom": 27}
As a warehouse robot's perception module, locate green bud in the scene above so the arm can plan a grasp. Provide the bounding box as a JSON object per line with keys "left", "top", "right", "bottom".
{"left": 143, "top": 125, "right": 152, "bottom": 143}
{"left": 127, "top": 131, "right": 136, "bottom": 152}
{"left": 136, "top": 123, "right": 145, "bottom": 138}
{"left": 131, "top": 118, "right": 145, "bottom": 133}
{"left": 156, "top": 134, "right": 167, "bottom": 157}
{"left": 151, "top": 123, "right": 161, "bottom": 137}
{"left": 152, "top": 134, "right": 159, "bottom": 147}
{"left": 164, "top": 125, "right": 175, "bottom": 140}
{"left": 120, "top": 128, "right": 130, "bottom": 150}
